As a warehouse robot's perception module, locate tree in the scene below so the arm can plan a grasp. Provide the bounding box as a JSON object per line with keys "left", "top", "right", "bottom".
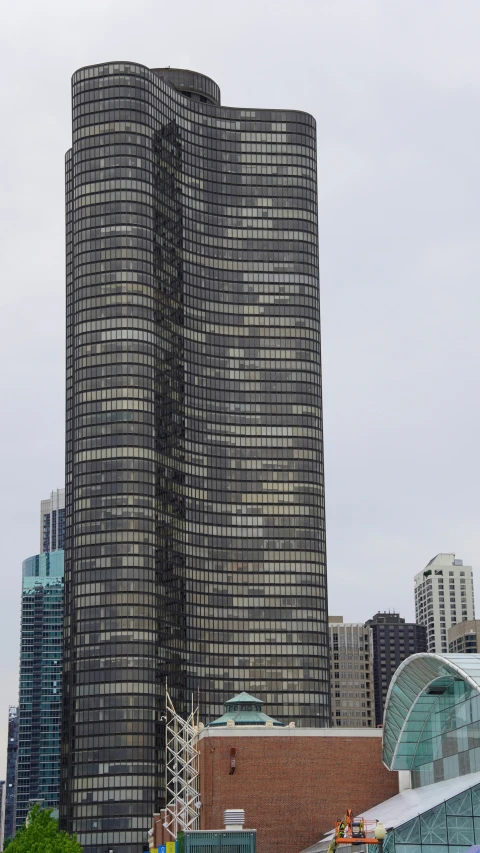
{"left": 5, "top": 804, "right": 82, "bottom": 853}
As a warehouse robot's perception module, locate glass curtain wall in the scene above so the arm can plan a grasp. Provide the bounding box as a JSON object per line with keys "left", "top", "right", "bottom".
{"left": 384, "top": 655, "right": 480, "bottom": 788}
{"left": 383, "top": 783, "right": 480, "bottom": 852}
{"left": 16, "top": 551, "right": 64, "bottom": 828}
{"left": 62, "top": 63, "right": 328, "bottom": 853}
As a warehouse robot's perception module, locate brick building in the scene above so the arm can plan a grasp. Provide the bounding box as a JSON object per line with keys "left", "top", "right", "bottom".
{"left": 198, "top": 727, "right": 398, "bottom": 853}
{"left": 153, "top": 724, "right": 399, "bottom": 853}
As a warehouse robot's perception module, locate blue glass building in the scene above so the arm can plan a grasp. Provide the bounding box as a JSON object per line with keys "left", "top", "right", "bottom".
{"left": 15, "top": 550, "right": 64, "bottom": 829}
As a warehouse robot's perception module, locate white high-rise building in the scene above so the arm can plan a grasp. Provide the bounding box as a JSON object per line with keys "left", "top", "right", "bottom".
{"left": 40, "top": 488, "right": 65, "bottom": 553}
{"left": 414, "top": 553, "right": 475, "bottom": 653}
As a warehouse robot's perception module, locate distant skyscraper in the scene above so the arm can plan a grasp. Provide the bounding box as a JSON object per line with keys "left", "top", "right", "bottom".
{"left": 2, "top": 706, "right": 18, "bottom": 843}
{"left": 414, "top": 554, "right": 475, "bottom": 653}
{"left": 62, "top": 62, "right": 328, "bottom": 853}
{"left": 328, "top": 617, "right": 375, "bottom": 728}
{"left": 448, "top": 618, "right": 480, "bottom": 654}
{"left": 14, "top": 551, "right": 64, "bottom": 829}
{"left": 365, "top": 612, "right": 427, "bottom": 726}
{"left": 40, "top": 488, "right": 65, "bottom": 553}
{"left": 0, "top": 781, "right": 5, "bottom": 849}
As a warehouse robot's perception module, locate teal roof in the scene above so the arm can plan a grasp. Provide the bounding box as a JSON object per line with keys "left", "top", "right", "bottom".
{"left": 207, "top": 691, "right": 284, "bottom": 727}
{"left": 224, "top": 691, "right": 264, "bottom": 706}
{"left": 383, "top": 653, "right": 480, "bottom": 770}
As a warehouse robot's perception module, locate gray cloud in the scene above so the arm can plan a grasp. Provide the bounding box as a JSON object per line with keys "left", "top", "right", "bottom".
{"left": 1, "top": 0, "right": 479, "bottom": 769}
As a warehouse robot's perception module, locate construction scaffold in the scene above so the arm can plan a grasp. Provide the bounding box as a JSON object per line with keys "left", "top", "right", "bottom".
{"left": 163, "top": 688, "right": 201, "bottom": 840}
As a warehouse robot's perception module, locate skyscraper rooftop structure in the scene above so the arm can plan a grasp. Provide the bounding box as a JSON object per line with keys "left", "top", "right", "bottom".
{"left": 61, "top": 63, "right": 328, "bottom": 853}
{"left": 414, "top": 554, "right": 475, "bottom": 653}
{"left": 40, "top": 488, "right": 65, "bottom": 553}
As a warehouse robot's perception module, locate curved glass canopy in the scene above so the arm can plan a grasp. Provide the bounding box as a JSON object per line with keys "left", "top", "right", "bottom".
{"left": 382, "top": 653, "right": 480, "bottom": 773}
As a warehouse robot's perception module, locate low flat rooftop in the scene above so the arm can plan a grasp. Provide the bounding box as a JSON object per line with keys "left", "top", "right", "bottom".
{"left": 199, "top": 727, "right": 382, "bottom": 739}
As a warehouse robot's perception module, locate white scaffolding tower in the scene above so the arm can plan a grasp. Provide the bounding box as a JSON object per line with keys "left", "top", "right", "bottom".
{"left": 163, "top": 688, "right": 201, "bottom": 839}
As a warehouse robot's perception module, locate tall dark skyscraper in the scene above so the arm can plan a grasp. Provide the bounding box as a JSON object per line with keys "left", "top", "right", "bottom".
{"left": 365, "top": 611, "right": 427, "bottom": 726}
{"left": 62, "top": 63, "right": 328, "bottom": 853}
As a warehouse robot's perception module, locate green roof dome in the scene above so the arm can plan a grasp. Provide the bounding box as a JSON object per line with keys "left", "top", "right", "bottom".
{"left": 224, "top": 691, "right": 265, "bottom": 706}
{"left": 207, "top": 691, "right": 284, "bottom": 727}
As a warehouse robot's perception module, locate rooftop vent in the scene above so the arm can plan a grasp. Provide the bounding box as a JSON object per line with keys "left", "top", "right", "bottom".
{"left": 224, "top": 809, "right": 245, "bottom": 831}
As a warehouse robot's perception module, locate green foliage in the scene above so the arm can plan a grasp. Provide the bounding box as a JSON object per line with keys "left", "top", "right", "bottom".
{"left": 5, "top": 804, "right": 82, "bottom": 853}
{"left": 177, "top": 829, "right": 185, "bottom": 853}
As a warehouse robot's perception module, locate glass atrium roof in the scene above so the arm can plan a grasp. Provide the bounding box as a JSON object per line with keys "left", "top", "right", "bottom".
{"left": 301, "top": 769, "right": 480, "bottom": 853}
{"left": 382, "top": 653, "right": 480, "bottom": 770}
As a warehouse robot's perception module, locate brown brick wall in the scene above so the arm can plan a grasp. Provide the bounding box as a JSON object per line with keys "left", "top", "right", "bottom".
{"left": 199, "top": 733, "right": 398, "bottom": 853}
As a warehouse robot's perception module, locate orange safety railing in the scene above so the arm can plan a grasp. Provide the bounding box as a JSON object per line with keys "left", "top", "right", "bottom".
{"left": 334, "top": 817, "right": 380, "bottom": 845}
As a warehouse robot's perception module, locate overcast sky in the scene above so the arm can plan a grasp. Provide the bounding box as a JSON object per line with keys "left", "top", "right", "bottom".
{"left": 1, "top": 0, "right": 480, "bottom": 769}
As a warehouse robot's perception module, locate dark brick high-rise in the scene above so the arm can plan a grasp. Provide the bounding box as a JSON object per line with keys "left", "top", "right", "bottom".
{"left": 62, "top": 63, "right": 328, "bottom": 853}
{"left": 366, "top": 611, "right": 427, "bottom": 726}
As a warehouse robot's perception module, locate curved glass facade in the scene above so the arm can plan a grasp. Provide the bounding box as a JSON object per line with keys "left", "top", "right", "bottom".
{"left": 382, "top": 782, "right": 480, "bottom": 852}
{"left": 383, "top": 654, "right": 480, "bottom": 788}
{"left": 62, "top": 63, "right": 328, "bottom": 853}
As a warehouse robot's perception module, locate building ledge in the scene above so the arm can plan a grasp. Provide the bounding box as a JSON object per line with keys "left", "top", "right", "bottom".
{"left": 199, "top": 727, "right": 382, "bottom": 739}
